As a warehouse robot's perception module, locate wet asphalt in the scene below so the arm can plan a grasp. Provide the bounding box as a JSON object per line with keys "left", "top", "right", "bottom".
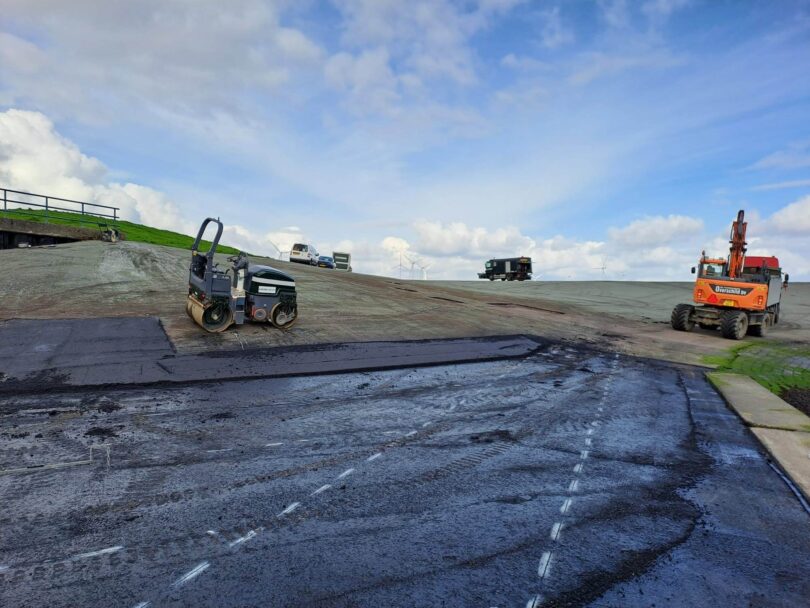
{"left": 1, "top": 344, "right": 809, "bottom": 607}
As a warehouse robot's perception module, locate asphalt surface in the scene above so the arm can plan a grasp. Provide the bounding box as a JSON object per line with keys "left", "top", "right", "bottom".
{"left": 2, "top": 341, "right": 809, "bottom": 607}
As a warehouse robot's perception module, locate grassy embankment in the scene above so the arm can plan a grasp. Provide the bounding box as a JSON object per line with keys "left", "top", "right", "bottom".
{"left": 1, "top": 208, "right": 241, "bottom": 255}
{"left": 703, "top": 341, "right": 810, "bottom": 404}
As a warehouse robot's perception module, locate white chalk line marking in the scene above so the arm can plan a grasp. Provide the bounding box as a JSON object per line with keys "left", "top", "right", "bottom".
{"left": 422, "top": 421, "right": 431, "bottom": 427}
{"left": 580, "top": 450, "right": 589, "bottom": 460}
{"left": 173, "top": 561, "right": 209, "bottom": 587}
{"left": 278, "top": 502, "right": 300, "bottom": 516}
{"left": 525, "top": 595, "right": 543, "bottom": 608}
{"left": 366, "top": 452, "right": 382, "bottom": 462}
{"left": 404, "top": 430, "right": 418, "bottom": 437}
{"left": 586, "top": 428, "right": 594, "bottom": 436}
{"left": 337, "top": 468, "right": 355, "bottom": 479}
{"left": 265, "top": 442, "right": 283, "bottom": 447}
{"left": 74, "top": 545, "right": 122, "bottom": 560}
{"left": 311, "top": 484, "right": 332, "bottom": 496}
{"left": 132, "top": 602, "right": 150, "bottom": 608}
{"left": 560, "top": 497, "right": 573, "bottom": 514}
{"left": 228, "top": 530, "right": 256, "bottom": 548}
{"left": 568, "top": 479, "right": 579, "bottom": 493}
{"left": 550, "top": 522, "right": 563, "bottom": 541}
{"left": 584, "top": 438, "right": 592, "bottom": 446}
{"left": 205, "top": 448, "right": 232, "bottom": 453}
{"left": 206, "top": 530, "right": 218, "bottom": 537}
{"left": 537, "top": 551, "right": 552, "bottom": 579}
{"left": 573, "top": 463, "right": 583, "bottom": 474}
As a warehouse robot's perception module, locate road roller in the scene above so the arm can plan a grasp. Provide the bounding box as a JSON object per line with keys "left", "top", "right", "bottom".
{"left": 187, "top": 218, "right": 298, "bottom": 332}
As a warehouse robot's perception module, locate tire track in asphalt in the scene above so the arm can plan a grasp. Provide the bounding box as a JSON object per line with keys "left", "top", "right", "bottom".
{"left": 524, "top": 352, "right": 620, "bottom": 607}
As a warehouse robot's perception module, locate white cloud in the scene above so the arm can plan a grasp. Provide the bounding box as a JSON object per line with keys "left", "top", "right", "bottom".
{"left": 324, "top": 48, "right": 401, "bottom": 115}
{"left": 750, "top": 142, "right": 810, "bottom": 171}
{"left": 751, "top": 179, "right": 810, "bottom": 191}
{"left": 608, "top": 214, "right": 704, "bottom": 248}
{"left": 0, "top": 1, "right": 323, "bottom": 122}
{"left": 539, "top": 7, "right": 574, "bottom": 49}
{"left": 0, "top": 108, "right": 190, "bottom": 232}
{"left": 413, "top": 220, "right": 534, "bottom": 257}
{"left": 642, "top": 0, "right": 691, "bottom": 23}
{"left": 765, "top": 195, "right": 810, "bottom": 235}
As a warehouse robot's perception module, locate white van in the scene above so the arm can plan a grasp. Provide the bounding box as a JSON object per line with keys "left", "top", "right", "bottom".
{"left": 290, "top": 243, "right": 319, "bottom": 265}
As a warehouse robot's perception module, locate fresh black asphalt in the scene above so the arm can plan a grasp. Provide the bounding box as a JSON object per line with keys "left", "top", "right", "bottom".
{"left": 0, "top": 321, "right": 808, "bottom": 607}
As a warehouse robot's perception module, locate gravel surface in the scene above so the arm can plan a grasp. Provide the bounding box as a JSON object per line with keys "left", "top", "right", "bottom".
{"left": 3, "top": 241, "right": 807, "bottom": 365}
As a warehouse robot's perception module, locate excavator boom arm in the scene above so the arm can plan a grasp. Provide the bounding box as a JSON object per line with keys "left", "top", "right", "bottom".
{"left": 727, "top": 209, "right": 747, "bottom": 278}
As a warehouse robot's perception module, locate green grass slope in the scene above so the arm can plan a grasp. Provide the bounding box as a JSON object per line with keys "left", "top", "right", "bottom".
{"left": 1, "top": 208, "right": 241, "bottom": 255}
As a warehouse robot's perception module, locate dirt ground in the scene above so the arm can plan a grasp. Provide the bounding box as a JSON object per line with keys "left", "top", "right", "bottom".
{"left": 0, "top": 240, "right": 807, "bottom": 365}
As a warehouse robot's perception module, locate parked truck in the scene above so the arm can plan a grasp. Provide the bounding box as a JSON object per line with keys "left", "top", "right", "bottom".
{"left": 332, "top": 251, "right": 352, "bottom": 271}
{"left": 478, "top": 257, "right": 532, "bottom": 281}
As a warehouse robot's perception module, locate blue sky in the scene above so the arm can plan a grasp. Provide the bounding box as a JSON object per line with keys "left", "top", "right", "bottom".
{"left": 1, "top": 0, "right": 809, "bottom": 279}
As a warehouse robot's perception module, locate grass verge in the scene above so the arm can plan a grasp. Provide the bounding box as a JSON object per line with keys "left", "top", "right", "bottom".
{"left": 1, "top": 208, "right": 241, "bottom": 255}
{"left": 702, "top": 341, "right": 810, "bottom": 410}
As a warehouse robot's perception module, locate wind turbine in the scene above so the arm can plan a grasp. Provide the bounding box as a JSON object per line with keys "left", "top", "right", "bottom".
{"left": 418, "top": 261, "right": 431, "bottom": 280}
{"left": 592, "top": 255, "right": 608, "bottom": 278}
{"left": 402, "top": 253, "right": 419, "bottom": 280}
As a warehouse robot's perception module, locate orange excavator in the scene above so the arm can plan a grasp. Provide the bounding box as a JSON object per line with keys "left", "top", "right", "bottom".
{"left": 671, "top": 210, "right": 788, "bottom": 340}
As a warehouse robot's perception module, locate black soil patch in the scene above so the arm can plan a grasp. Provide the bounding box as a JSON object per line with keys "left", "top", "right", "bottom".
{"left": 208, "top": 412, "right": 235, "bottom": 421}
{"left": 97, "top": 400, "right": 122, "bottom": 413}
{"left": 781, "top": 387, "right": 810, "bottom": 417}
{"left": 470, "top": 429, "right": 516, "bottom": 443}
{"left": 85, "top": 427, "right": 118, "bottom": 438}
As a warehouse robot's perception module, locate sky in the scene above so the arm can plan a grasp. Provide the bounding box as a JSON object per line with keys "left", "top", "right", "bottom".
{"left": 1, "top": 0, "right": 809, "bottom": 280}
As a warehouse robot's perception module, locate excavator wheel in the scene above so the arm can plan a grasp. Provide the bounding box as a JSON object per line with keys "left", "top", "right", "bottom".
{"left": 748, "top": 315, "right": 770, "bottom": 337}
{"left": 720, "top": 310, "right": 748, "bottom": 340}
{"left": 671, "top": 304, "right": 695, "bottom": 332}
{"left": 270, "top": 303, "right": 298, "bottom": 329}
{"left": 188, "top": 297, "right": 233, "bottom": 333}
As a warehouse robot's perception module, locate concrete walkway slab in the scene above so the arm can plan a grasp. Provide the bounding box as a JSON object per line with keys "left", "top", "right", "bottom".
{"left": 752, "top": 428, "right": 810, "bottom": 499}
{"left": 708, "top": 372, "right": 810, "bottom": 432}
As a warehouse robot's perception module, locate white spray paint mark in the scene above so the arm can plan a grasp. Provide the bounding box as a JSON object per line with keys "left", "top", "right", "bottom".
{"left": 311, "top": 484, "right": 332, "bottom": 496}
{"left": 568, "top": 479, "right": 580, "bottom": 493}
{"left": 550, "top": 522, "right": 563, "bottom": 541}
{"left": 278, "top": 502, "right": 300, "bottom": 516}
{"left": 422, "top": 421, "right": 431, "bottom": 427}
{"left": 75, "top": 545, "right": 123, "bottom": 560}
{"left": 586, "top": 428, "right": 594, "bottom": 436}
{"left": 537, "top": 551, "right": 552, "bottom": 579}
{"left": 580, "top": 450, "right": 590, "bottom": 460}
{"left": 337, "top": 468, "right": 355, "bottom": 479}
{"left": 560, "top": 498, "right": 573, "bottom": 514}
{"left": 404, "top": 431, "right": 417, "bottom": 437}
{"left": 228, "top": 530, "right": 256, "bottom": 548}
{"left": 206, "top": 530, "right": 218, "bottom": 537}
{"left": 265, "top": 442, "right": 283, "bottom": 447}
{"left": 132, "top": 602, "right": 150, "bottom": 608}
{"left": 525, "top": 595, "right": 543, "bottom": 608}
{"left": 173, "top": 561, "right": 210, "bottom": 587}
{"left": 206, "top": 448, "right": 232, "bottom": 453}
{"left": 297, "top": 439, "right": 310, "bottom": 443}
{"left": 584, "top": 438, "right": 592, "bottom": 446}
{"left": 367, "top": 453, "right": 382, "bottom": 462}
{"left": 591, "top": 421, "right": 599, "bottom": 427}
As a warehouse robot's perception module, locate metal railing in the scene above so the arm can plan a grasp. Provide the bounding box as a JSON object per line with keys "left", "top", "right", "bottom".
{"left": 1, "top": 187, "right": 119, "bottom": 227}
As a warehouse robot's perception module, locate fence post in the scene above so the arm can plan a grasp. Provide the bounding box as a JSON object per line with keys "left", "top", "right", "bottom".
{"left": 44, "top": 196, "right": 49, "bottom": 224}
{"left": 2, "top": 189, "right": 6, "bottom": 213}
